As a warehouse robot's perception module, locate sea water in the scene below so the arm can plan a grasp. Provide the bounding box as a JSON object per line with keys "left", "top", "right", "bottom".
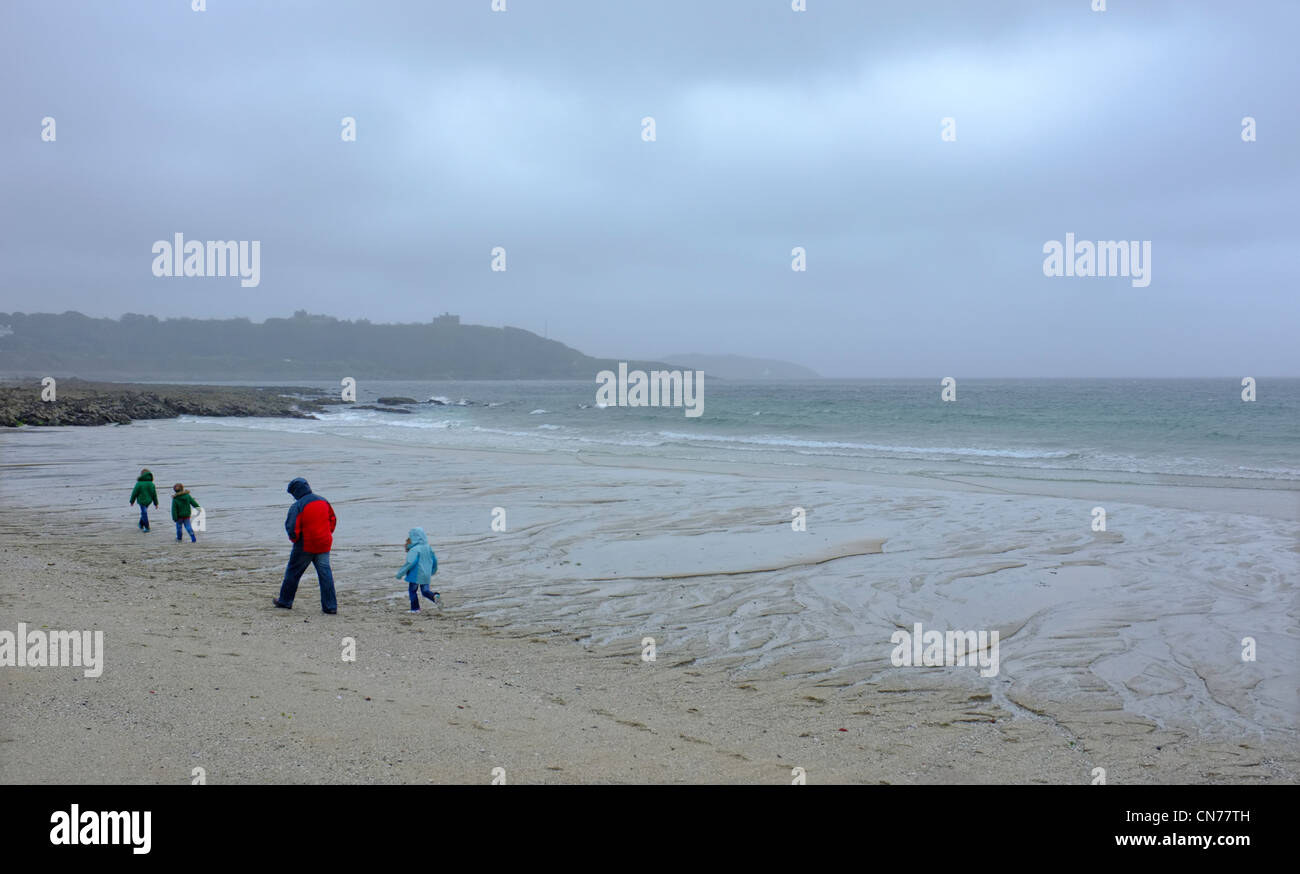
{"left": 193, "top": 378, "right": 1300, "bottom": 486}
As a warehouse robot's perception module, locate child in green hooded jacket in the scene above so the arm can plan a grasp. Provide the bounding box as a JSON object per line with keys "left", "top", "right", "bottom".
{"left": 171, "top": 483, "right": 201, "bottom": 542}
{"left": 129, "top": 468, "right": 159, "bottom": 531}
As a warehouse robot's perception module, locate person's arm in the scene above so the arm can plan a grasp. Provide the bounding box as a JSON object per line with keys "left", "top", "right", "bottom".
{"left": 327, "top": 502, "right": 337, "bottom": 532}
{"left": 129, "top": 484, "right": 137, "bottom": 505}
{"left": 285, "top": 503, "right": 299, "bottom": 542}
{"left": 190, "top": 495, "right": 200, "bottom": 509}
{"left": 396, "top": 547, "right": 416, "bottom": 580}
{"left": 430, "top": 550, "right": 437, "bottom": 576}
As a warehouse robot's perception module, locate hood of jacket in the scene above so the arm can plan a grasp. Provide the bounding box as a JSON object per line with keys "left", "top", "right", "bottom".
{"left": 407, "top": 527, "right": 429, "bottom": 548}
{"left": 287, "top": 477, "right": 312, "bottom": 500}
{"left": 138, "top": 470, "right": 153, "bottom": 482}
{"left": 173, "top": 489, "right": 190, "bottom": 498}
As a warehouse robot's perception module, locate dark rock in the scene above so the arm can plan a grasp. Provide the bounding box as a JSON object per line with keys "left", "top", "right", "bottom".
{"left": 0, "top": 380, "right": 331, "bottom": 428}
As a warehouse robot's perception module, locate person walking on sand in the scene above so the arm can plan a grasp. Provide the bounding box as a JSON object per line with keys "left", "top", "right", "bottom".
{"left": 395, "top": 526, "right": 440, "bottom": 613}
{"left": 129, "top": 468, "right": 159, "bottom": 531}
{"left": 170, "top": 483, "right": 200, "bottom": 542}
{"left": 273, "top": 477, "right": 338, "bottom": 614}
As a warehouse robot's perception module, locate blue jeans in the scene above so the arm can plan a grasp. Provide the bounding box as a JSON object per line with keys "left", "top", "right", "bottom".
{"left": 408, "top": 582, "right": 438, "bottom": 610}
{"left": 138, "top": 504, "right": 150, "bottom": 529}
{"left": 279, "top": 542, "right": 337, "bottom": 611}
{"left": 175, "top": 519, "right": 195, "bottom": 541}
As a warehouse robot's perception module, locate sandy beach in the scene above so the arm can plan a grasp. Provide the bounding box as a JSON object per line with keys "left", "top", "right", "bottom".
{"left": 1, "top": 417, "right": 1296, "bottom": 784}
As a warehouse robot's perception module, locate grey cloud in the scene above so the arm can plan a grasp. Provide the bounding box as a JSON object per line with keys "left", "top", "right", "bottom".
{"left": 1, "top": 0, "right": 1296, "bottom": 375}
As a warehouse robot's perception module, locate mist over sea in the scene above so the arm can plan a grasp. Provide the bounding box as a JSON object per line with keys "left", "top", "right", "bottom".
{"left": 186, "top": 378, "right": 1300, "bottom": 487}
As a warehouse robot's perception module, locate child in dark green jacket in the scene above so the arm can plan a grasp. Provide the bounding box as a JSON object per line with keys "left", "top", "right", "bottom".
{"left": 171, "top": 483, "right": 201, "bottom": 542}
{"left": 129, "top": 468, "right": 159, "bottom": 531}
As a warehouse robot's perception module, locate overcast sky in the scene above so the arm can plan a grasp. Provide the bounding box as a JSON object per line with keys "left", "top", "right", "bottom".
{"left": 1, "top": 0, "right": 1296, "bottom": 377}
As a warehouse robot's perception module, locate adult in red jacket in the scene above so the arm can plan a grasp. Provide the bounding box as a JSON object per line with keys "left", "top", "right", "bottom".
{"left": 273, "top": 477, "right": 338, "bottom": 613}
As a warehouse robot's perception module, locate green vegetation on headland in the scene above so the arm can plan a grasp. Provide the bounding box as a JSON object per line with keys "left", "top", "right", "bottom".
{"left": 0, "top": 311, "right": 675, "bottom": 380}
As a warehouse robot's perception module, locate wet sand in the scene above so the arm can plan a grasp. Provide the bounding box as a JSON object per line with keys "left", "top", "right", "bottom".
{"left": 0, "top": 419, "right": 1295, "bottom": 783}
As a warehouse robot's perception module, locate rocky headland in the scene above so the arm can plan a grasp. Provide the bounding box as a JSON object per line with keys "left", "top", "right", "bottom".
{"left": 0, "top": 380, "right": 332, "bottom": 427}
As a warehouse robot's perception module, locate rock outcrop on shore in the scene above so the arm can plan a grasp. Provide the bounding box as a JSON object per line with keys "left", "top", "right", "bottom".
{"left": 0, "top": 380, "right": 331, "bottom": 427}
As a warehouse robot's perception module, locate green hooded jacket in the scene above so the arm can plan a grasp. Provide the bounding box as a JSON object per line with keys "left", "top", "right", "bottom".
{"left": 171, "top": 489, "right": 200, "bottom": 521}
{"left": 130, "top": 470, "right": 158, "bottom": 507}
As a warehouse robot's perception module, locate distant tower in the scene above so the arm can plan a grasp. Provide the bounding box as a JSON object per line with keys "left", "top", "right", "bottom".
{"left": 434, "top": 312, "right": 459, "bottom": 327}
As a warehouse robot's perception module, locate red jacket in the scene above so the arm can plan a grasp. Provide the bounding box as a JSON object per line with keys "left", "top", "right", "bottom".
{"left": 294, "top": 499, "right": 336, "bottom": 553}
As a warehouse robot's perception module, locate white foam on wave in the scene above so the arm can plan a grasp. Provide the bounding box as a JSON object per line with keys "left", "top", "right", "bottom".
{"left": 470, "top": 425, "right": 661, "bottom": 448}
{"left": 375, "top": 418, "right": 458, "bottom": 430}
{"left": 657, "top": 430, "right": 1075, "bottom": 459}
{"left": 1237, "top": 464, "right": 1300, "bottom": 478}
{"left": 175, "top": 415, "right": 323, "bottom": 434}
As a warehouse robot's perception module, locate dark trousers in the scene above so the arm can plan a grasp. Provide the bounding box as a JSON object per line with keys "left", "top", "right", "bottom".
{"left": 408, "top": 582, "right": 438, "bottom": 610}
{"left": 175, "top": 518, "right": 195, "bottom": 541}
{"left": 279, "top": 542, "right": 337, "bottom": 611}
{"left": 138, "top": 505, "right": 150, "bottom": 529}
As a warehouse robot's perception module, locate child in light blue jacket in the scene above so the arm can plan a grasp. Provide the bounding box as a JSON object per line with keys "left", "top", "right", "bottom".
{"left": 396, "top": 527, "right": 439, "bottom": 613}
